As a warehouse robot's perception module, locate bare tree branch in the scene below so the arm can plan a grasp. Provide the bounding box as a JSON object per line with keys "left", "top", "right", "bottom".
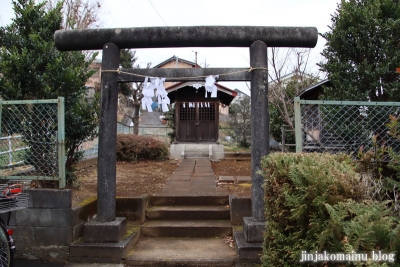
{"left": 269, "top": 48, "right": 320, "bottom": 132}
{"left": 46, "top": 0, "right": 103, "bottom": 30}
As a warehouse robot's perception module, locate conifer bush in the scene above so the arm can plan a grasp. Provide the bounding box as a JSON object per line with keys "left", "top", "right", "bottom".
{"left": 116, "top": 134, "right": 168, "bottom": 162}
{"left": 261, "top": 153, "right": 399, "bottom": 267}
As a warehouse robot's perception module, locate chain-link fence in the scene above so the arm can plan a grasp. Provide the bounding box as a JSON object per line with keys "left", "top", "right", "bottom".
{"left": 294, "top": 98, "right": 400, "bottom": 156}
{"left": 0, "top": 98, "right": 65, "bottom": 188}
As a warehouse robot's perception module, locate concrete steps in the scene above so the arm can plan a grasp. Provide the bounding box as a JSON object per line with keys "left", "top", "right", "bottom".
{"left": 142, "top": 220, "right": 232, "bottom": 237}
{"left": 125, "top": 195, "right": 236, "bottom": 266}
{"left": 149, "top": 195, "right": 229, "bottom": 206}
{"left": 143, "top": 195, "right": 232, "bottom": 238}
{"left": 224, "top": 152, "right": 251, "bottom": 161}
{"left": 169, "top": 143, "right": 225, "bottom": 160}
{"left": 146, "top": 205, "right": 230, "bottom": 220}
{"left": 184, "top": 144, "right": 210, "bottom": 159}
{"left": 185, "top": 150, "right": 209, "bottom": 158}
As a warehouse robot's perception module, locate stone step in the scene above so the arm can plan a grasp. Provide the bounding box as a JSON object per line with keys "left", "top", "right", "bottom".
{"left": 185, "top": 150, "right": 209, "bottom": 158}
{"left": 149, "top": 195, "right": 229, "bottom": 206}
{"left": 69, "top": 222, "right": 140, "bottom": 263}
{"left": 224, "top": 152, "right": 251, "bottom": 160}
{"left": 146, "top": 205, "right": 230, "bottom": 221}
{"left": 124, "top": 237, "right": 237, "bottom": 267}
{"left": 141, "top": 220, "right": 232, "bottom": 238}
{"left": 223, "top": 157, "right": 251, "bottom": 161}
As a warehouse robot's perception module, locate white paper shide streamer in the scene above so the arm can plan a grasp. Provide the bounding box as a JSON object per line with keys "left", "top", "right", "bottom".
{"left": 156, "top": 78, "right": 170, "bottom": 112}
{"left": 141, "top": 77, "right": 170, "bottom": 112}
{"left": 141, "top": 77, "right": 154, "bottom": 112}
{"left": 205, "top": 75, "right": 219, "bottom": 98}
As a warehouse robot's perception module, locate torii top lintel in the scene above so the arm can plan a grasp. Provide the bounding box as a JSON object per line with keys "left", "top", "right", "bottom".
{"left": 54, "top": 26, "right": 318, "bottom": 51}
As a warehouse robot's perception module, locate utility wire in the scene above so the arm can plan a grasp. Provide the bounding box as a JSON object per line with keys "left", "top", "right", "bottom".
{"left": 147, "top": 0, "right": 168, "bottom": 26}
{"left": 128, "top": 0, "right": 147, "bottom": 26}
{"left": 103, "top": 3, "right": 118, "bottom": 27}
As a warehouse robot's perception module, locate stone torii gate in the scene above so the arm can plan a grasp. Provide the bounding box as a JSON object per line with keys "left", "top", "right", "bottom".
{"left": 55, "top": 26, "right": 317, "bottom": 247}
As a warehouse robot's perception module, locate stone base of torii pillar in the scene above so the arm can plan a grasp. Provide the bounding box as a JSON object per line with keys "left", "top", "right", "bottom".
{"left": 83, "top": 217, "right": 127, "bottom": 243}
{"left": 234, "top": 218, "right": 265, "bottom": 262}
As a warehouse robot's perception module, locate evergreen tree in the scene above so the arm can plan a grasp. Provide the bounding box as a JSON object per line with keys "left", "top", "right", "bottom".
{"left": 0, "top": 0, "right": 99, "bottom": 186}
{"left": 319, "top": 0, "right": 400, "bottom": 101}
{"left": 118, "top": 49, "right": 137, "bottom": 96}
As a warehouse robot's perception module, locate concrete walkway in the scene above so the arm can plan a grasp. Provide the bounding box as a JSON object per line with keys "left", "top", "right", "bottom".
{"left": 156, "top": 158, "right": 220, "bottom": 196}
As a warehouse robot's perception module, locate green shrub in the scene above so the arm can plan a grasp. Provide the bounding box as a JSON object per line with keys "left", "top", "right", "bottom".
{"left": 322, "top": 200, "right": 399, "bottom": 263}
{"left": 116, "top": 134, "right": 168, "bottom": 162}
{"left": 261, "top": 153, "right": 399, "bottom": 267}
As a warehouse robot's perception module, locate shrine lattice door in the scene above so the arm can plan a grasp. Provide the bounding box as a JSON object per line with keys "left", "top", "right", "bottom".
{"left": 176, "top": 102, "right": 218, "bottom": 142}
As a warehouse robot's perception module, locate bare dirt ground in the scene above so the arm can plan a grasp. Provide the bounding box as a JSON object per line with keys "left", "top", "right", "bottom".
{"left": 72, "top": 159, "right": 251, "bottom": 206}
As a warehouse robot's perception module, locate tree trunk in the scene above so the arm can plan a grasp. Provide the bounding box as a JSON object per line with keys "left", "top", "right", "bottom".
{"left": 133, "top": 102, "right": 140, "bottom": 135}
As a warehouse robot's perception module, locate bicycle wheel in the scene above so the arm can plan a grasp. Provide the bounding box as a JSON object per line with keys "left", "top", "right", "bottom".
{"left": 0, "top": 224, "right": 11, "bottom": 267}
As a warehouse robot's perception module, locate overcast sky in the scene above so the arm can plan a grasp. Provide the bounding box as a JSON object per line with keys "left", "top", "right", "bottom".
{"left": 0, "top": 0, "right": 340, "bottom": 94}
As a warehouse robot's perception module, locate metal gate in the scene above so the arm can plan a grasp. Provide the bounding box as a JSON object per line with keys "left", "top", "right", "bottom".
{"left": 0, "top": 98, "right": 66, "bottom": 188}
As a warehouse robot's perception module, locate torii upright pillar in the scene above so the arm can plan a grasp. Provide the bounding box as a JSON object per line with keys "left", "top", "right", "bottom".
{"left": 81, "top": 42, "right": 126, "bottom": 243}
{"left": 243, "top": 40, "right": 269, "bottom": 243}
{"left": 97, "top": 43, "right": 120, "bottom": 222}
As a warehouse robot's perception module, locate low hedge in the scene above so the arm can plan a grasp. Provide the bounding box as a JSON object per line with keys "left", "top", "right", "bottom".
{"left": 116, "top": 134, "right": 169, "bottom": 162}
{"left": 261, "top": 153, "right": 399, "bottom": 267}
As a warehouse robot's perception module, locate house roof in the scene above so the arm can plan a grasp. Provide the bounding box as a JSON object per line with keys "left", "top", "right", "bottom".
{"left": 297, "top": 79, "right": 332, "bottom": 100}
{"left": 153, "top": 55, "right": 200, "bottom": 68}
{"left": 269, "top": 72, "right": 316, "bottom": 85}
{"left": 165, "top": 81, "right": 237, "bottom": 105}
{"left": 234, "top": 88, "right": 249, "bottom": 97}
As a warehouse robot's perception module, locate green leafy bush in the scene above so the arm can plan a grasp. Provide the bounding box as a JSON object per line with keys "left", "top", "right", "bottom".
{"left": 116, "top": 134, "right": 168, "bottom": 162}
{"left": 261, "top": 153, "right": 399, "bottom": 267}
{"left": 353, "top": 114, "right": 400, "bottom": 218}
{"left": 322, "top": 200, "right": 399, "bottom": 261}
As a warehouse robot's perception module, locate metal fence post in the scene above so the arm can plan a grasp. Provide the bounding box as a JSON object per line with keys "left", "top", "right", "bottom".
{"left": 7, "top": 138, "right": 12, "bottom": 166}
{"left": 58, "top": 97, "right": 66, "bottom": 188}
{"left": 294, "top": 97, "right": 303, "bottom": 153}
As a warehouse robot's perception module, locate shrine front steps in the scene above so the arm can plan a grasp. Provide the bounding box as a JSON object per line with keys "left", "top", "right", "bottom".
{"left": 124, "top": 194, "right": 237, "bottom": 267}
{"left": 169, "top": 143, "right": 225, "bottom": 160}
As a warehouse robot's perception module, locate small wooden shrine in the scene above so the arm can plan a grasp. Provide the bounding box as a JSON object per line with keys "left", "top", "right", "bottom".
{"left": 166, "top": 82, "right": 237, "bottom": 143}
